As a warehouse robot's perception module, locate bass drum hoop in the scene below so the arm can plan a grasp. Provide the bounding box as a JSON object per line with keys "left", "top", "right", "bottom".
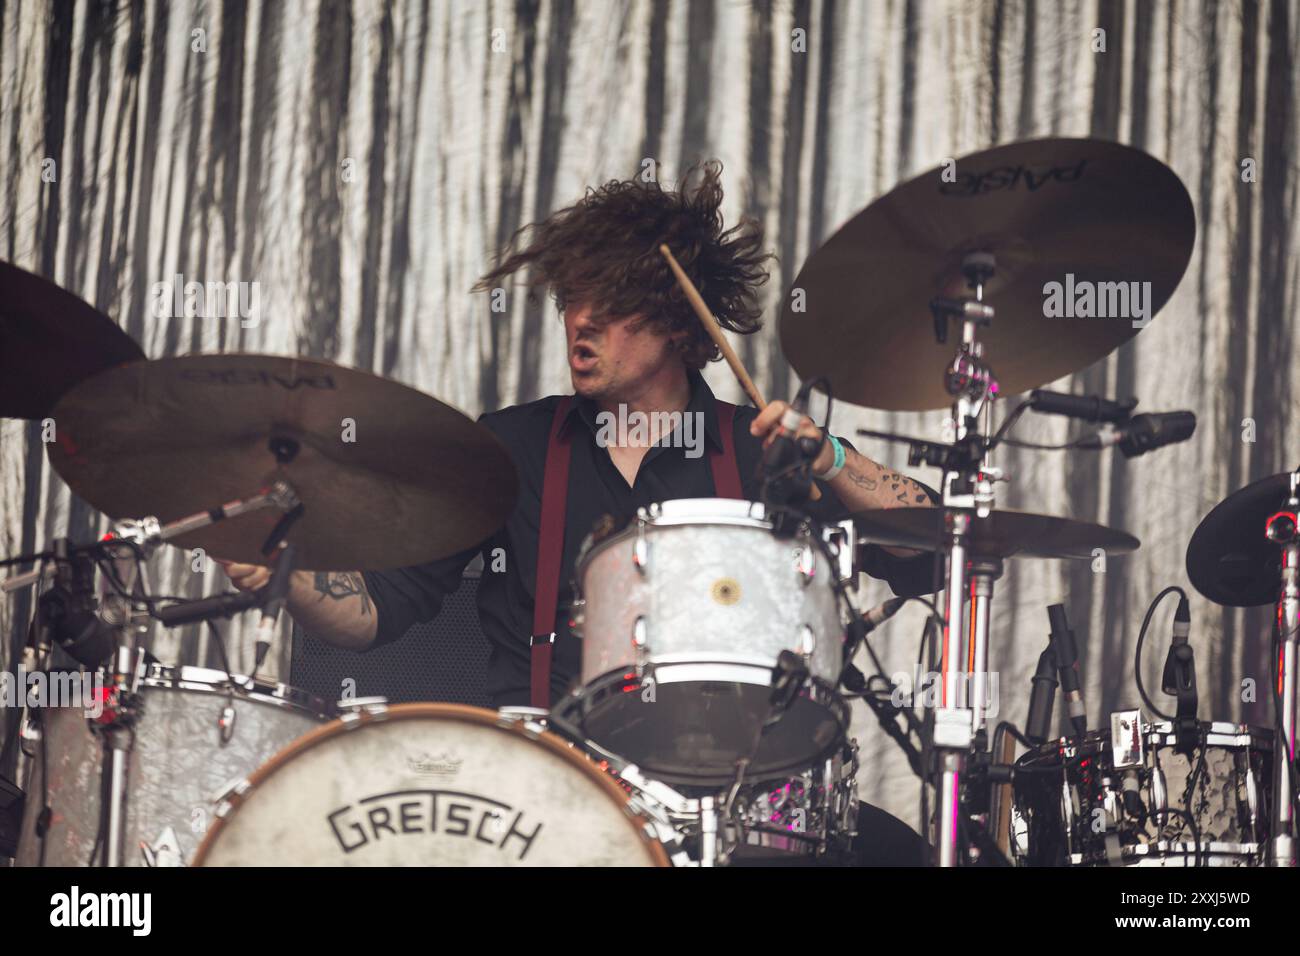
{"left": 191, "top": 701, "right": 670, "bottom": 867}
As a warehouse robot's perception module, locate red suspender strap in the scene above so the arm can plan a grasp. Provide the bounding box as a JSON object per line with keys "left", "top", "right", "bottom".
{"left": 710, "top": 400, "right": 744, "bottom": 499}
{"left": 531, "top": 396, "right": 574, "bottom": 709}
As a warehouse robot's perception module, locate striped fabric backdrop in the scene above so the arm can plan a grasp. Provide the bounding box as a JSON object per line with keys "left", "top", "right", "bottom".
{"left": 2, "top": 0, "right": 1297, "bottom": 828}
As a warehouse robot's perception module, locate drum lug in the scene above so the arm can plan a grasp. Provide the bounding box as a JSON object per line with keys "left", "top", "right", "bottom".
{"left": 795, "top": 624, "right": 816, "bottom": 658}
{"left": 218, "top": 704, "right": 237, "bottom": 744}
{"left": 632, "top": 616, "right": 650, "bottom": 679}
{"left": 1148, "top": 766, "right": 1167, "bottom": 815}
{"left": 632, "top": 523, "right": 649, "bottom": 574}
{"left": 795, "top": 544, "right": 816, "bottom": 585}
{"left": 568, "top": 598, "right": 586, "bottom": 638}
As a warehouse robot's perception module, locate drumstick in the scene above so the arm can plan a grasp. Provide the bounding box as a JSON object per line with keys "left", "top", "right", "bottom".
{"left": 659, "top": 244, "right": 821, "bottom": 500}
{"left": 659, "top": 245, "right": 766, "bottom": 409}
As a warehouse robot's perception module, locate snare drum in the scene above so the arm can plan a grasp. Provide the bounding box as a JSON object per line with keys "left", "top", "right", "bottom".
{"left": 1011, "top": 717, "right": 1272, "bottom": 867}
{"left": 727, "top": 742, "right": 860, "bottom": 861}
{"left": 193, "top": 703, "right": 670, "bottom": 866}
{"left": 559, "top": 499, "right": 850, "bottom": 786}
{"left": 15, "top": 664, "right": 330, "bottom": 866}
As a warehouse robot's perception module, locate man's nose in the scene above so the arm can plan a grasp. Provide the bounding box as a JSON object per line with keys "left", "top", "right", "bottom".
{"left": 569, "top": 306, "right": 596, "bottom": 331}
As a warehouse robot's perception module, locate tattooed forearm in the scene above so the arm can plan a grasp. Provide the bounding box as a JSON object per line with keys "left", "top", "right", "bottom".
{"left": 313, "top": 571, "right": 372, "bottom": 615}
{"left": 835, "top": 455, "right": 932, "bottom": 509}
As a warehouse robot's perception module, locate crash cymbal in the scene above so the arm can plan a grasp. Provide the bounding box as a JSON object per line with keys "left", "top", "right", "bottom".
{"left": 1186, "top": 473, "right": 1296, "bottom": 608}
{"left": 47, "top": 354, "right": 518, "bottom": 571}
{"left": 852, "top": 507, "right": 1139, "bottom": 561}
{"left": 0, "top": 260, "right": 145, "bottom": 419}
{"left": 780, "top": 138, "right": 1195, "bottom": 410}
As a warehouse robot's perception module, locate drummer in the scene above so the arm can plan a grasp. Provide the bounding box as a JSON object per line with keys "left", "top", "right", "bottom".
{"left": 221, "top": 161, "right": 937, "bottom": 862}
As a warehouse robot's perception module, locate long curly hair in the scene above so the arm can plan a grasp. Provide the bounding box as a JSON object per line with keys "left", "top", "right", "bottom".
{"left": 473, "top": 161, "right": 772, "bottom": 369}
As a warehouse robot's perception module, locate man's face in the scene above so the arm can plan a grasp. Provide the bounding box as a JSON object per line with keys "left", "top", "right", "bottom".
{"left": 565, "top": 301, "right": 680, "bottom": 400}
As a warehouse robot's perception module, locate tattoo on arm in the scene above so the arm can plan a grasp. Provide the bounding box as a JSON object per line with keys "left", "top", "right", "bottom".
{"left": 313, "top": 572, "right": 372, "bottom": 615}
{"left": 845, "top": 469, "right": 879, "bottom": 492}
{"left": 842, "top": 460, "right": 930, "bottom": 505}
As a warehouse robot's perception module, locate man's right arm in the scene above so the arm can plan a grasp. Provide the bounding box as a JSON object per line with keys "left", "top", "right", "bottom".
{"left": 220, "top": 562, "right": 379, "bottom": 650}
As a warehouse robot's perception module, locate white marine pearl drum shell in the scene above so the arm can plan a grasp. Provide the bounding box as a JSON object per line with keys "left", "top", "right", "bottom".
{"left": 15, "top": 665, "right": 329, "bottom": 867}
{"left": 193, "top": 703, "right": 669, "bottom": 866}
{"left": 565, "top": 499, "right": 849, "bottom": 786}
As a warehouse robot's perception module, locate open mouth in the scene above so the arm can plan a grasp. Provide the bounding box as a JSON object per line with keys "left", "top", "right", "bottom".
{"left": 570, "top": 343, "right": 599, "bottom": 372}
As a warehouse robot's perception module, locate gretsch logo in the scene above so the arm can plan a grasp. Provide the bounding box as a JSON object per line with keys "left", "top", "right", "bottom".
{"left": 939, "top": 159, "right": 1088, "bottom": 197}
{"left": 328, "top": 789, "right": 542, "bottom": 860}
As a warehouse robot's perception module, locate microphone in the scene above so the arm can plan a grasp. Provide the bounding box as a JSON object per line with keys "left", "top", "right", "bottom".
{"left": 1025, "top": 646, "right": 1058, "bottom": 745}
{"left": 862, "top": 596, "right": 908, "bottom": 635}
{"left": 1079, "top": 411, "right": 1196, "bottom": 458}
{"left": 1030, "top": 389, "right": 1136, "bottom": 424}
{"left": 1161, "top": 595, "right": 1198, "bottom": 753}
{"left": 1047, "top": 603, "right": 1087, "bottom": 738}
{"left": 37, "top": 549, "right": 115, "bottom": 666}
{"left": 254, "top": 544, "right": 296, "bottom": 671}
{"left": 155, "top": 589, "right": 260, "bottom": 627}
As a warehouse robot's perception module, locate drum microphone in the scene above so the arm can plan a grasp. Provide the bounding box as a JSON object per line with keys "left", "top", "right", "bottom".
{"left": 155, "top": 590, "right": 259, "bottom": 627}
{"left": 1030, "top": 389, "right": 1136, "bottom": 423}
{"left": 254, "top": 544, "right": 296, "bottom": 670}
{"left": 1078, "top": 411, "right": 1196, "bottom": 458}
{"left": 1047, "top": 603, "right": 1087, "bottom": 738}
{"left": 36, "top": 545, "right": 115, "bottom": 667}
{"left": 1160, "top": 594, "right": 1198, "bottom": 753}
{"left": 862, "top": 596, "right": 907, "bottom": 634}
{"left": 1024, "top": 646, "right": 1058, "bottom": 745}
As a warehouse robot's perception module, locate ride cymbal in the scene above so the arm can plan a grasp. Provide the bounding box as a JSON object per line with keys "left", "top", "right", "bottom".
{"left": 47, "top": 354, "right": 518, "bottom": 571}
{"left": 780, "top": 138, "right": 1195, "bottom": 410}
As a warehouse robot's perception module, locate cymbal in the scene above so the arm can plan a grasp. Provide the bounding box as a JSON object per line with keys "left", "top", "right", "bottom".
{"left": 852, "top": 507, "right": 1140, "bottom": 561}
{"left": 1186, "top": 473, "right": 1295, "bottom": 607}
{"left": 0, "top": 260, "right": 145, "bottom": 419}
{"left": 47, "top": 354, "right": 519, "bottom": 571}
{"left": 780, "top": 138, "right": 1195, "bottom": 410}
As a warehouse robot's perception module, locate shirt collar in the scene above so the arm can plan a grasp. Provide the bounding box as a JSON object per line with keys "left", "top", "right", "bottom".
{"left": 566, "top": 369, "right": 726, "bottom": 452}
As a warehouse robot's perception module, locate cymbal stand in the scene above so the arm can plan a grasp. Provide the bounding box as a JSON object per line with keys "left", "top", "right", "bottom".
{"left": 1267, "top": 469, "right": 1300, "bottom": 866}
{"left": 925, "top": 251, "right": 1002, "bottom": 866}
{"left": 93, "top": 480, "right": 301, "bottom": 866}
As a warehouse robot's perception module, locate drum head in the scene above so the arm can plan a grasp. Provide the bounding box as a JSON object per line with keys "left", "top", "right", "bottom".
{"left": 193, "top": 703, "right": 668, "bottom": 867}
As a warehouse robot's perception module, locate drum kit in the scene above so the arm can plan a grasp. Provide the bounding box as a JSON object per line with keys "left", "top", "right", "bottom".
{"left": 0, "top": 137, "right": 1296, "bottom": 867}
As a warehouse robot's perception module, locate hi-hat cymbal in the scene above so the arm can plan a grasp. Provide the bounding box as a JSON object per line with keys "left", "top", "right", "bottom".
{"left": 852, "top": 507, "right": 1140, "bottom": 561}
{"left": 780, "top": 138, "right": 1195, "bottom": 410}
{"left": 0, "top": 260, "right": 145, "bottom": 419}
{"left": 47, "top": 354, "right": 518, "bottom": 571}
{"left": 1186, "top": 473, "right": 1296, "bottom": 607}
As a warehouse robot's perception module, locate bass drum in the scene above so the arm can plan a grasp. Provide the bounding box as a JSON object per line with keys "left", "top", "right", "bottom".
{"left": 193, "top": 703, "right": 670, "bottom": 866}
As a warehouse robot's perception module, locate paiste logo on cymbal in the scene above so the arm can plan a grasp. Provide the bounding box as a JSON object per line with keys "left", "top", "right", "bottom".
{"left": 710, "top": 578, "right": 741, "bottom": 606}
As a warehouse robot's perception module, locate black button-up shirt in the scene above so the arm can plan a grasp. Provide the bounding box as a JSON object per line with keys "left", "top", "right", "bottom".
{"left": 361, "top": 372, "right": 936, "bottom": 708}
